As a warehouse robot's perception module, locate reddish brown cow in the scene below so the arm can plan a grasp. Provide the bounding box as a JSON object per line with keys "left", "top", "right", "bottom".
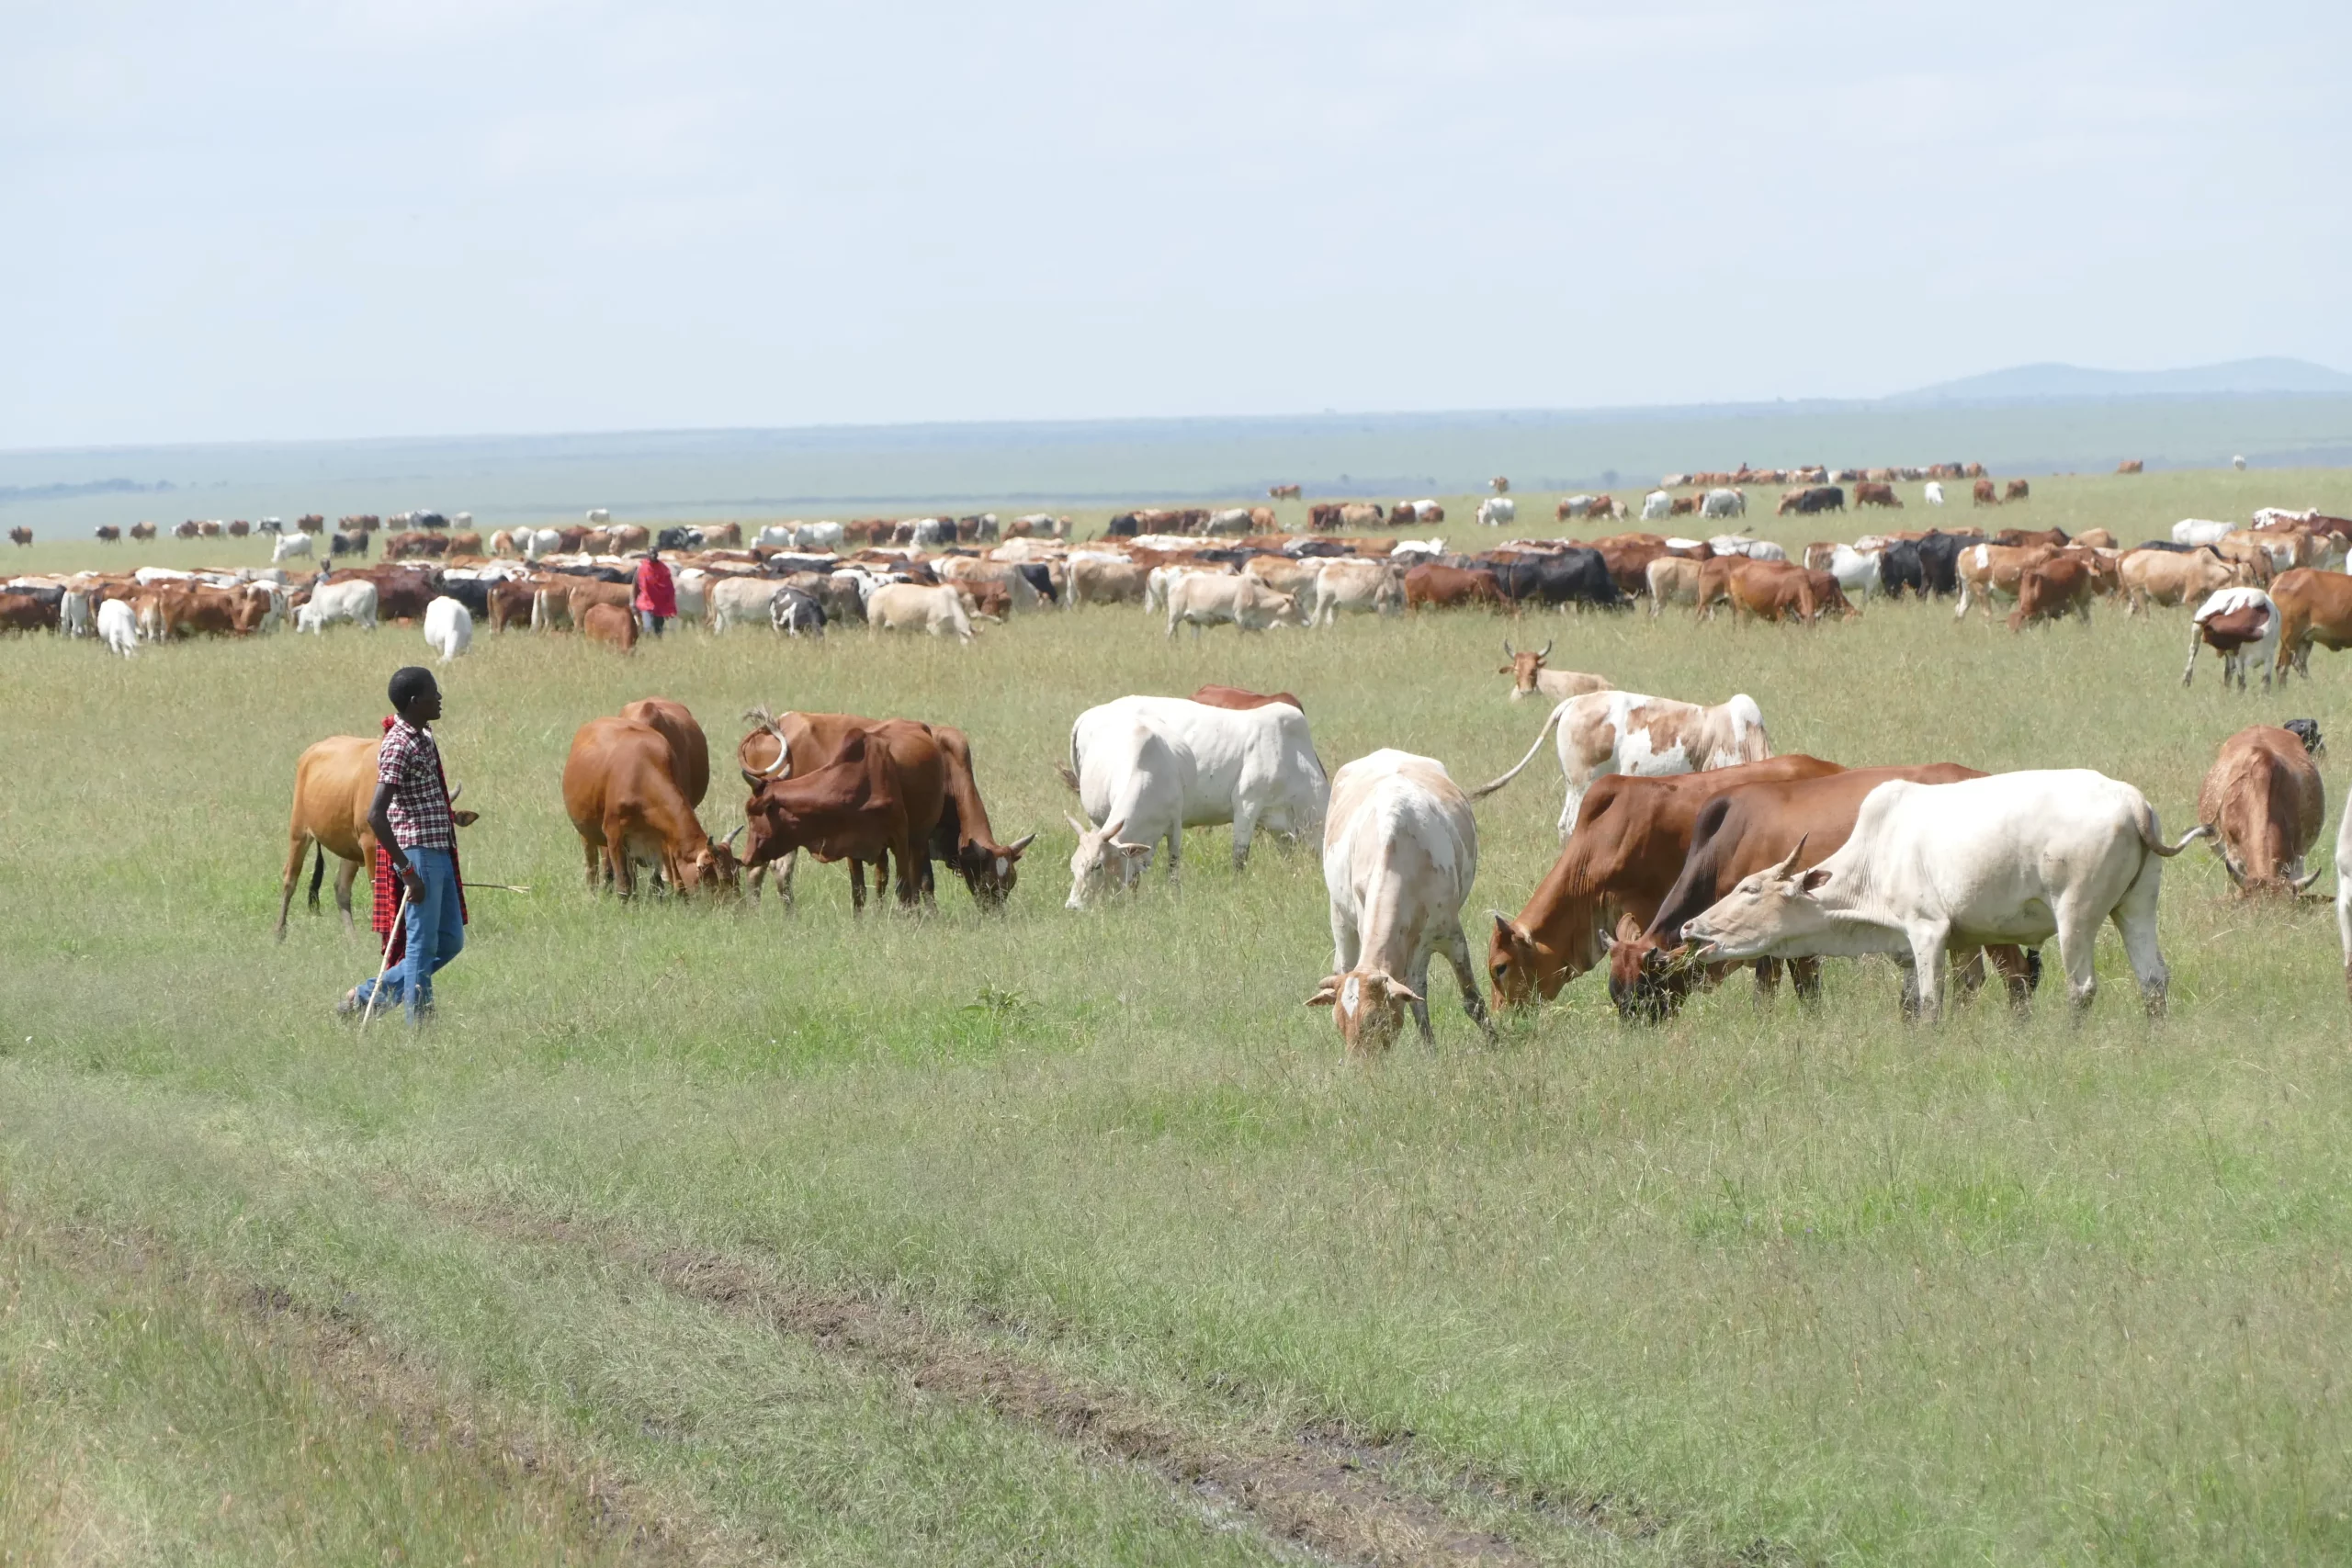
{"left": 0, "top": 592, "right": 58, "bottom": 631}
{"left": 2007, "top": 555, "right": 2098, "bottom": 630}
{"left": 933, "top": 726, "right": 1035, "bottom": 908}
{"left": 1854, "top": 481, "right": 1902, "bottom": 509}
{"left": 619, "top": 697, "right": 711, "bottom": 807}
{"left": 447, "top": 532, "right": 484, "bottom": 556}
{"left": 2117, "top": 458, "right": 2144, "bottom": 475}
{"left": 1699, "top": 558, "right": 1826, "bottom": 623}
{"left": 1487, "top": 757, "right": 1847, "bottom": 1009}
{"left": 385, "top": 531, "right": 447, "bottom": 559}
{"left": 1404, "top": 562, "right": 1504, "bottom": 610}
{"left": 562, "top": 717, "right": 740, "bottom": 897}
{"left": 740, "top": 729, "right": 926, "bottom": 910}
{"left": 1605, "top": 764, "right": 2034, "bottom": 1020}
{"left": 582, "top": 602, "right": 639, "bottom": 652}
{"left": 2004, "top": 479, "right": 2031, "bottom": 502}
{"left": 1994, "top": 525, "right": 2068, "bottom": 549}
{"left": 486, "top": 579, "right": 538, "bottom": 632}
{"left": 2267, "top": 569, "right": 2352, "bottom": 679}
{"left": 129, "top": 523, "right": 156, "bottom": 540}
{"left": 1191, "top": 683, "right": 1305, "bottom": 713}
{"left": 1973, "top": 479, "right": 1999, "bottom": 505}
{"left": 737, "top": 708, "right": 948, "bottom": 910}
{"left": 2197, "top": 725, "right": 2324, "bottom": 896}
{"left": 1269, "top": 483, "right": 1303, "bottom": 500}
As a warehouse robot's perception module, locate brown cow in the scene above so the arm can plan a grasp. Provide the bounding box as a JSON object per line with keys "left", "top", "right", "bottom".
{"left": 1404, "top": 562, "right": 1504, "bottom": 610}
{"left": 2120, "top": 547, "right": 2249, "bottom": 615}
{"left": 2007, "top": 554, "right": 2097, "bottom": 630}
{"left": 1498, "top": 639, "right": 1612, "bottom": 702}
{"left": 2197, "top": 725, "right": 2324, "bottom": 896}
{"left": 1269, "top": 483, "right": 1303, "bottom": 500}
{"left": 2118, "top": 459, "right": 2144, "bottom": 474}
{"left": 129, "top": 523, "right": 156, "bottom": 540}
{"left": 933, "top": 726, "right": 1035, "bottom": 909}
{"left": 7, "top": 527, "right": 29, "bottom": 547}
{"left": 1699, "top": 558, "right": 1823, "bottom": 623}
{"left": 609, "top": 525, "right": 650, "bottom": 553}
{"left": 701, "top": 522, "right": 743, "bottom": 547}
{"left": 0, "top": 592, "right": 59, "bottom": 632}
{"left": 275, "top": 736, "right": 479, "bottom": 939}
{"left": 486, "top": 579, "right": 538, "bottom": 632}
{"left": 1854, "top": 481, "right": 1902, "bottom": 509}
{"left": 562, "top": 717, "right": 740, "bottom": 898}
{"left": 740, "top": 729, "right": 926, "bottom": 911}
{"left": 619, "top": 698, "right": 710, "bottom": 807}
{"left": 582, "top": 602, "right": 639, "bottom": 652}
{"left": 1952, "top": 542, "right": 2057, "bottom": 619}
{"left": 1973, "top": 478, "right": 1999, "bottom": 506}
{"left": 1605, "top": 764, "right": 2034, "bottom": 1020}
{"left": 447, "top": 531, "right": 484, "bottom": 556}
{"left": 1487, "top": 757, "right": 1847, "bottom": 1009}
{"left": 2270, "top": 568, "right": 2352, "bottom": 679}
{"left": 385, "top": 531, "right": 447, "bottom": 559}
{"left": 737, "top": 708, "right": 947, "bottom": 911}
{"left": 1993, "top": 526, "right": 2068, "bottom": 549}
{"left": 1192, "top": 684, "right": 1306, "bottom": 713}
{"left": 2004, "top": 479, "right": 2031, "bottom": 502}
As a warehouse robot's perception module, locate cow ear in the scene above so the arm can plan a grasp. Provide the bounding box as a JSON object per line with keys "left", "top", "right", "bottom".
{"left": 1597, "top": 928, "right": 1617, "bottom": 953}
{"left": 1306, "top": 978, "right": 1341, "bottom": 1009}
{"left": 1118, "top": 842, "right": 1153, "bottom": 860}
{"left": 451, "top": 809, "right": 481, "bottom": 828}
{"left": 1799, "top": 868, "right": 1832, "bottom": 894}
{"left": 1490, "top": 910, "right": 1522, "bottom": 945}
{"left": 1378, "top": 976, "right": 1424, "bottom": 1004}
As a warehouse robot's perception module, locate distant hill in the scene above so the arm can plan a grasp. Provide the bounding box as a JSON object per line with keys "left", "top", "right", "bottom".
{"left": 1889, "top": 357, "right": 2352, "bottom": 405}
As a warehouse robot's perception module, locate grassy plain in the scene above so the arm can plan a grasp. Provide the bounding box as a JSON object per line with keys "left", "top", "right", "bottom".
{"left": 6, "top": 467, "right": 2352, "bottom": 1564}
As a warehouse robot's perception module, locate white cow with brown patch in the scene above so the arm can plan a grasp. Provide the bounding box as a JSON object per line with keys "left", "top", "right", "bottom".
{"left": 1474, "top": 689, "right": 1773, "bottom": 836}
{"left": 1306, "top": 750, "right": 1493, "bottom": 1053}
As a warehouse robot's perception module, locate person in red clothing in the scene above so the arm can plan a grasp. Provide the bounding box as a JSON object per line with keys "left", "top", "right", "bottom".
{"left": 633, "top": 548, "right": 676, "bottom": 637}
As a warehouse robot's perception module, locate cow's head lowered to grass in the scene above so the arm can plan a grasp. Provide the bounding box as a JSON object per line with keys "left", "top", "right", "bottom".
{"left": 1679, "top": 839, "right": 1829, "bottom": 962}
{"left": 1306, "top": 970, "right": 1421, "bottom": 1055}
{"left": 1064, "top": 815, "right": 1151, "bottom": 909}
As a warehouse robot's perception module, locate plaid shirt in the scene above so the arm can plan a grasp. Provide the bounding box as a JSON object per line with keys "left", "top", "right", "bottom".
{"left": 378, "top": 717, "right": 454, "bottom": 851}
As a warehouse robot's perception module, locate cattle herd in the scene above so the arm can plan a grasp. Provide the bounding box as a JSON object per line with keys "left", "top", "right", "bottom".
{"left": 14, "top": 479, "right": 2352, "bottom": 1044}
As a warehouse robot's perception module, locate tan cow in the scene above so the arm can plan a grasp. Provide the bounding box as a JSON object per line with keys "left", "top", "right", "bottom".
{"left": 1646, "top": 554, "right": 1704, "bottom": 615}
{"left": 2119, "top": 547, "right": 2251, "bottom": 615}
{"left": 562, "top": 717, "right": 739, "bottom": 897}
{"left": 275, "top": 736, "right": 478, "bottom": 939}
{"left": 1498, "top": 638, "right": 1612, "bottom": 701}
{"left": 2197, "top": 725, "right": 2324, "bottom": 895}
{"left": 582, "top": 602, "right": 639, "bottom": 652}
{"left": 1164, "top": 573, "right": 1302, "bottom": 638}
{"left": 2269, "top": 568, "right": 2352, "bottom": 679}
{"left": 1068, "top": 556, "right": 1147, "bottom": 607}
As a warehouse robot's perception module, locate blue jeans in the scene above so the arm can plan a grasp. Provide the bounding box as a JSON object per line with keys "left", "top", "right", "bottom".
{"left": 355, "top": 847, "right": 463, "bottom": 1022}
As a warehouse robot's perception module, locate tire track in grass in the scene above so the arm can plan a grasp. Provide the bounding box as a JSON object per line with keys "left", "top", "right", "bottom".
{"left": 424, "top": 1191, "right": 1666, "bottom": 1568}
{"left": 8, "top": 1208, "right": 752, "bottom": 1568}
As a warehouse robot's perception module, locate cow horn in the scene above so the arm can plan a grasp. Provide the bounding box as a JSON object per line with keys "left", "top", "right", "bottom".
{"left": 752, "top": 737, "right": 791, "bottom": 777}
{"left": 447, "top": 781, "right": 463, "bottom": 805}
{"left": 2215, "top": 843, "right": 2247, "bottom": 888}
{"left": 1773, "top": 834, "right": 1810, "bottom": 878}
{"left": 1502, "top": 638, "right": 1515, "bottom": 660}
{"left": 1538, "top": 637, "right": 1552, "bottom": 660}
{"left": 1007, "top": 831, "right": 1037, "bottom": 854}
{"left": 2290, "top": 864, "right": 2323, "bottom": 892}
{"left": 722, "top": 824, "right": 744, "bottom": 849}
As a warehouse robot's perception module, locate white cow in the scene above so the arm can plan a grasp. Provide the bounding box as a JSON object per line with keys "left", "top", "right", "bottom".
{"left": 2335, "top": 792, "right": 2352, "bottom": 999}
{"left": 1476, "top": 496, "right": 1517, "bottom": 527}
{"left": 2174, "top": 517, "right": 2239, "bottom": 547}
{"left": 1700, "top": 487, "right": 1746, "bottom": 519}
{"left": 423, "top": 595, "right": 473, "bottom": 661}
{"left": 297, "top": 580, "right": 378, "bottom": 633}
{"left": 866, "top": 581, "right": 977, "bottom": 641}
{"left": 1641, "top": 490, "right": 1675, "bottom": 521}
{"left": 1061, "top": 695, "right": 1328, "bottom": 906}
{"left": 59, "top": 589, "right": 92, "bottom": 638}
{"left": 1475, "top": 689, "right": 1773, "bottom": 836}
{"left": 707, "top": 576, "right": 783, "bottom": 635}
{"left": 1827, "top": 543, "right": 1882, "bottom": 602}
{"left": 1306, "top": 558, "right": 1404, "bottom": 626}
{"left": 1388, "top": 537, "right": 1446, "bottom": 563}
{"left": 1165, "top": 573, "right": 1303, "bottom": 637}
{"left": 97, "top": 597, "right": 139, "bottom": 657}
{"left": 1306, "top": 750, "right": 1492, "bottom": 1050}
{"left": 795, "top": 521, "right": 843, "bottom": 552}
{"left": 272, "top": 532, "right": 313, "bottom": 562}
{"left": 754, "top": 525, "right": 797, "bottom": 548}
{"left": 1204, "top": 508, "right": 1254, "bottom": 535}
{"left": 1681, "top": 770, "right": 2205, "bottom": 1019}
{"left": 1924, "top": 480, "right": 1946, "bottom": 506}
{"left": 587, "top": 508, "right": 611, "bottom": 524}
{"left": 1708, "top": 535, "right": 1786, "bottom": 561}
{"left": 523, "top": 528, "right": 563, "bottom": 560}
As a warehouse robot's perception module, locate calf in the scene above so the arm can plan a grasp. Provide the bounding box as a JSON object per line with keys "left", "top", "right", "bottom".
{"left": 1474, "top": 688, "right": 1774, "bottom": 835}
{"left": 582, "top": 601, "right": 639, "bottom": 652}
{"left": 1307, "top": 750, "right": 1493, "bottom": 1051}
{"left": 2004, "top": 479, "right": 2031, "bottom": 502}
{"left": 2197, "top": 725, "right": 2324, "bottom": 896}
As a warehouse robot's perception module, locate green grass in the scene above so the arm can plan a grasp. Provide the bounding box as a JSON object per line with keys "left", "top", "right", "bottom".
{"left": 7, "top": 466, "right": 2352, "bottom": 1564}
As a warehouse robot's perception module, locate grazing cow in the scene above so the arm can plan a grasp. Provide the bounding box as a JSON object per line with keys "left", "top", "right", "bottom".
{"left": 1489, "top": 476, "right": 1510, "bottom": 494}
{"left": 1204, "top": 507, "right": 1254, "bottom": 536}
{"left": 1166, "top": 572, "right": 1303, "bottom": 637}
{"left": 1700, "top": 488, "right": 1747, "bottom": 519}
{"left": 1476, "top": 497, "right": 1516, "bottom": 527}
{"left": 447, "top": 532, "right": 483, "bottom": 556}
{"left": 1192, "top": 684, "right": 1305, "bottom": 712}
{"left": 771, "top": 585, "right": 825, "bottom": 637}
{"left": 1645, "top": 554, "right": 1703, "bottom": 615}
{"left": 2198, "top": 725, "right": 2324, "bottom": 896}
{"left": 563, "top": 717, "right": 740, "bottom": 897}
{"left": 1698, "top": 558, "right": 1838, "bottom": 624}
{"left": 1480, "top": 549, "right": 1626, "bottom": 611}
{"left": 1973, "top": 479, "right": 1999, "bottom": 506}
{"left": 1854, "top": 481, "right": 1902, "bottom": 509}
{"left": 736, "top": 708, "right": 947, "bottom": 910}
{"left": 2174, "top": 518, "right": 2237, "bottom": 547}
{"left": 1607, "top": 764, "right": 2030, "bottom": 1021}
{"left": 1241, "top": 554, "right": 1324, "bottom": 598}
{"left": 422, "top": 596, "right": 472, "bottom": 661}
{"left": 1069, "top": 556, "right": 1148, "bottom": 607}
{"left": 1640, "top": 491, "right": 1674, "bottom": 522}
{"left": 867, "top": 581, "right": 978, "bottom": 641}
{"left": 1775, "top": 486, "right": 1845, "bottom": 515}
{"left": 1822, "top": 543, "right": 1881, "bottom": 603}
{"left": 297, "top": 580, "right": 378, "bottom": 633}
{"left": 1269, "top": 483, "right": 1303, "bottom": 500}
{"left": 2269, "top": 568, "right": 2352, "bottom": 678}
{"left": 582, "top": 601, "right": 639, "bottom": 653}
{"left": 272, "top": 532, "right": 314, "bottom": 563}
{"left": 97, "top": 598, "right": 139, "bottom": 657}
{"left": 1306, "top": 750, "right": 1493, "bottom": 1051}
{"left": 1306, "top": 558, "right": 1404, "bottom": 626}
{"left": 1952, "top": 542, "right": 2057, "bottom": 619}
{"left": 1924, "top": 480, "right": 1945, "bottom": 506}
{"left": 1487, "top": 756, "right": 1846, "bottom": 1009}
{"left": 1059, "top": 695, "right": 1328, "bottom": 905}
{"left": 1498, "top": 639, "right": 1611, "bottom": 701}
{"left": 275, "top": 735, "right": 480, "bottom": 939}
{"left": 329, "top": 531, "right": 369, "bottom": 558}
{"left": 96, "top": 525, "right": 122, "bottom": 543}
{"left": 2075, "top": 527, "right": 2118, "bottom": 549}
{"left": 1474, "top": 689, "right": 1774, "bottom": 835}
{"left": 7, "top": 527, "right": 30, "bottom": 547}
{"left": 1404, "top": 562, "right": 1505, "bottom": 611}
{"left": 707, "top": 576, "right": 785, "bottom": 636}
{"left": 0, "top": 592, "right": 59, "bottom": 632}
{"left": 618, "top": 697, "right": 711, "bottom": 809}
{"left": 2007, "top": 554, "right": 2098, "bottom": 630}
{"left": 2005, "top": 479, "right": 2030, "bottom": 502}
{"left": 2186, "top": 587, "right": 2277, "bottom": 690}
{"left": 1681, "top": 770, "right": 2201, "bottom": 1018}
{"left": 2118, "top": 459, "right": 2144, "bottom": 475}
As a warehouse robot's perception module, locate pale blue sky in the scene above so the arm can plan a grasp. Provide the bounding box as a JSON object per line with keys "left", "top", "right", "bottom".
{"left": 6, "top": 0, "right": 2346, "bottom": 446}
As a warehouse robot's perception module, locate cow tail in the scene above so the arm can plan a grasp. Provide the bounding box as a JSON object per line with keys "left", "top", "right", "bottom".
{"left": 1469, "top": 701, "right": 1567, "bottom": 799}
{"left": 2142, "top": 809, "right": 2211, "bottom": 858}
{"left": 308, "top": 842, "right": 326, "bottom": 904}
{"left": 1057, "top": 729, "right": 1083, "bottom": 795}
